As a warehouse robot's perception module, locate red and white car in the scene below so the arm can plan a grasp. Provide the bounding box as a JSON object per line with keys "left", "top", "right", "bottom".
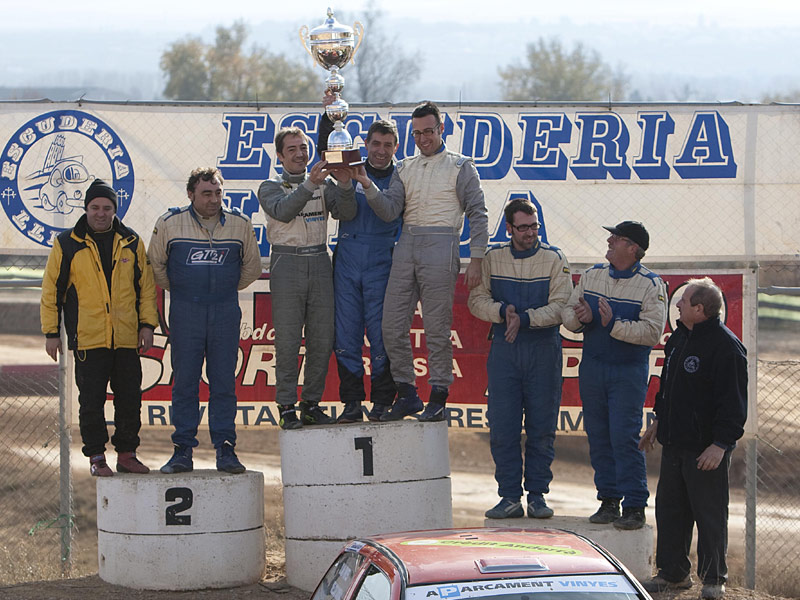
{"left": 312, "top": 528, "right": 650, "bottom": 600}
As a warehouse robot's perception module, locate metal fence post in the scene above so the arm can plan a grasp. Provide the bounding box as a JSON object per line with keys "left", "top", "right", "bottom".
{"left": 744, "top": 437, "right": 757, "bottom": 589}
{"left": 59, "top": 330, "right": 73, "bottom": 575}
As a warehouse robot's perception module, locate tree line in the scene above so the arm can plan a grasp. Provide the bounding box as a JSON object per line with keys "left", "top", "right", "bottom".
{"left": 159, "top": 5, "right": 799, "bottom": 104}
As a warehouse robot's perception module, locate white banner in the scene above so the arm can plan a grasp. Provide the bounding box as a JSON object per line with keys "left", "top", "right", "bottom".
{"left": 1, "top": 101, "right": 798, "bottom": 263}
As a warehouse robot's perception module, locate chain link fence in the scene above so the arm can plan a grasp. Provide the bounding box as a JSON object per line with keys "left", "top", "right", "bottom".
{"left": 752, "top": 263, "right": 800, "bottom": 596}
{"left": 2, "top": 256, "right": 800, "bottom": 594}
{"left": 0, "top": 253, "right": 73, "bottom": 584}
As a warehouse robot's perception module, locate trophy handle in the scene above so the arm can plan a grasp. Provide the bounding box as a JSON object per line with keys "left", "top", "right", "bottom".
{"left": 299, "top": 25, "right": 313, "bottom": 58}
{"left": 351, "top": 21, "right": 364, "bottom": 64}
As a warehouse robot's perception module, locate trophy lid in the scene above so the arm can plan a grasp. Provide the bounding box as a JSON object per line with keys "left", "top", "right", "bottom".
{"left": 308, "top": 7, "right": 354, "bottom": 43}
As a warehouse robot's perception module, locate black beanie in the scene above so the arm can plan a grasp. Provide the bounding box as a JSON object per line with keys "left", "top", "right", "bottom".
{"left": 85, "top": 179, "right": 117, "bottom": 209}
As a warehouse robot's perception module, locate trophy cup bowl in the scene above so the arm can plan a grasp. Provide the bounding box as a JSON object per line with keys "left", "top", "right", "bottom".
{"left": 300, "top": 7, "right": 365, "bottom": 167}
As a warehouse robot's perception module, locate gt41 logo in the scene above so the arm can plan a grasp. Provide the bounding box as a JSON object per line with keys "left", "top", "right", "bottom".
{"left": 187, "top": 247, "right": 229, "bottom": 265}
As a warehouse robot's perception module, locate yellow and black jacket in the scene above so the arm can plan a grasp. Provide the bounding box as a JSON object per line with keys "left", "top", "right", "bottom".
{"left": 40, "top": 215, "right": 158, "bottom": 351}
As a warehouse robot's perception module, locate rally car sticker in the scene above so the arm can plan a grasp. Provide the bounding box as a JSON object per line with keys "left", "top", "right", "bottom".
{"left": 406, "top": 575, "right": 638, "bottom": 600}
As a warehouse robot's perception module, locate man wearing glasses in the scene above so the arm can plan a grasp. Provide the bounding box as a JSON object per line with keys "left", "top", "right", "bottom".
{"left": 562, "top": 221, "right": 667, "bottom": 530}
{"left": 355, "top": 101, "right": 488, "bottom": 422}
{"left": 468, "top": 199, "right": 572, "bottom": 519}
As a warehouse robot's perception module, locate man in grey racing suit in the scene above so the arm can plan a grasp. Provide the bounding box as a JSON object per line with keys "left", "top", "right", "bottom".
{"left": 354, "top": 101, "right": 488, "bottom": 422}
{"left": 258, "top": 126, "right": 357, "bottom": 430}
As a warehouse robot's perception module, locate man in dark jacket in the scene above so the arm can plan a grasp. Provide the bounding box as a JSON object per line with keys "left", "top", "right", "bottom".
{"left": 639, "top": 277, "right": 747, "bottom": 600}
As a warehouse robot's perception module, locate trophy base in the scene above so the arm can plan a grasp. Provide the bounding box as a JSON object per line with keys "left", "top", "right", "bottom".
{"left": 323, "top": 149, "right": 364, "bottom": 168}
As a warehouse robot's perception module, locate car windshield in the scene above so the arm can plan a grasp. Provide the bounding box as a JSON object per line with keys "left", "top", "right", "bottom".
{"left": 406, "top": 574, "right": 641, "bottom": 600}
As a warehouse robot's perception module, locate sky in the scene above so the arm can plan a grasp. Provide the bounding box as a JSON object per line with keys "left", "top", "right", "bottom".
{"left": 2, "top": 0, "right": 800, "bottom": 102}
{"left": 5, "top": 0, "right": 800, "bottom": 30}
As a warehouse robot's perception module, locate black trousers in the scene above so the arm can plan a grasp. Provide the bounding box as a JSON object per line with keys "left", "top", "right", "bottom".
{"left": 73, "top": 348, "right": 142, "bottom": 457}
{"left": 655, "top": 444, "right": 731, "bottom": 585}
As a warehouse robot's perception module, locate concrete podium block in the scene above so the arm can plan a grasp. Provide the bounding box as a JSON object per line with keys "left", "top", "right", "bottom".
{"left": 484, "top": 515, "right": 654, "bottom": 582}
{"left": 97, "top": 470, "right": 265, "bottom": 590}
{"left": 280, "top": 420, "right": 451, "bottom": 485}
{"left": 282, "top": 420, "right": 453, "bottom": 591}
{"left": 285, "top": 539, "right": 349, "bottom": 594}
{"left": 283, "top": 477, "right": 453, "bottom": 539}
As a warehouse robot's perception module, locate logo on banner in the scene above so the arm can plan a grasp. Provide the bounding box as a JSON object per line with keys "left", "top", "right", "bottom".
{"left": 0, "top": 110, "right": 135, "bottom": 247}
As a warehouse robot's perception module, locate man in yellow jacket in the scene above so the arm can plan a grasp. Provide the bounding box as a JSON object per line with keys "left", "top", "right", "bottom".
{"left": 41, "top": 179, "right": 158, "bottom": 477}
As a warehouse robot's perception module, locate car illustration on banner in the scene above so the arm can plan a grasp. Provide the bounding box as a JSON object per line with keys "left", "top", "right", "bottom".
{"left": 23, "top": 134, "right": 93, "bottom": 214}
{"left": 312, "top": 528, "right": 650, "bottom": 600}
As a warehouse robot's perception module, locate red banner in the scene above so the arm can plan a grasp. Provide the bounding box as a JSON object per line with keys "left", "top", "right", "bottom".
{"left": 138, "top": 272, "right": 744, "bottom": 429}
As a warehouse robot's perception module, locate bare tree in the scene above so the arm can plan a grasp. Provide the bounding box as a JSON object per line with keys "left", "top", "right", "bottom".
{"left": 160, "top": 21, "right": 318, "bottom": 101}
{"left": 499, "top": 37, "right": 628, "bottom": 102}
{"left": 343, "top": 1, "right": 423, "bottom": 102}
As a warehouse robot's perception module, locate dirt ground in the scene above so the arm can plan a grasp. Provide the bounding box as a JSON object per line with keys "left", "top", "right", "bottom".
{"left": 0, "top": 429, "right": 790, "bottom": 600}
{"left": 1, "top": 325, "right": 798, "bottom": 600}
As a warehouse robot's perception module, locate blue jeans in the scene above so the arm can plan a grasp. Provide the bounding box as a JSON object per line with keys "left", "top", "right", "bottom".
{"left": 579, "top": 356, "right": 649, "bottom": 507}
{"left": 487, "top": 331, "right": 562, "bottom": 498}
{"left": 169, "top": 298, "right": 241, "bottom": 449}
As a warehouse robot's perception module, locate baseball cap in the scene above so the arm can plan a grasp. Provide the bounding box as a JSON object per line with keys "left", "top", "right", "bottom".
{"left": 603, "top": 221, "right": 649, "bottom": 251}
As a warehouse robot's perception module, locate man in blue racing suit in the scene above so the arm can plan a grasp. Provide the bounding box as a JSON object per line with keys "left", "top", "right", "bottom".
{"left": 318, "top": 95, "right": 402, "bottom": 422}
{"left": 562, "top": 220, "right": 667, "bottom": 530}
{"left": 468, "top": 198, "right": 572, "bottom": 520}
{"left": 149, "top": 167, "right": 262, "bottom": 474}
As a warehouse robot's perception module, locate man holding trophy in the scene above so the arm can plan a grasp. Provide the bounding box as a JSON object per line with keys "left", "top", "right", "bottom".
{"left": 299, "top": 10, "right": 488, "bottom": 422}
{"left": 318, "top": 94, "right": 402, "bottom": 423}
{"left": 258, "top": 129, "right": 357, "bottom": 430}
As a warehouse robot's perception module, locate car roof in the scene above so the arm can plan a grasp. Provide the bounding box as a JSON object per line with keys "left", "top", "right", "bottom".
{"left": 359, "top": 528, "right": 621, "bottom": 586}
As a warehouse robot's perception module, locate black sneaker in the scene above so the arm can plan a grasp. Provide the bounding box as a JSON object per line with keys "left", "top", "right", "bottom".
{"left": 279, "top": 405, "right": 302, "bottom": 430}
{"left": 613, "top": 506, "right": 646, "bottom": 530}
{"left": 367, "top": 403, "right": 390, "bottom": 422}
{"left": 380, "top": 386, "right": 424, "bottom": 421}
{"left": 418, "top": 402, "right": 446, "bottom": 422}
{"left": 642, "top": 574, "right": 693, "bottom": 593}
{"left": 527, "top": 494, "right": 554, "bottom": 519}
{"left": 300, "top": 401, "right": 335, "bottom": 425}
{"left": 337, "top": 401, "right": 364, "bottom": 424}
{"left": 216, "top": 441, "right": 245, "bottom": 474}
{"left": 160, "top": 445, "right": 193, "bottom": 474}
{"left": 589, "top": 498, "right": 621, "bottom": 524}
{"left": 485, "top": 497, "right": 524, "bottom": 519}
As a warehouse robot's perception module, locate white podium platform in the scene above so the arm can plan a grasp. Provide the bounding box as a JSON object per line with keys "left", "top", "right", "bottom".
{"left": 96, "top": 470, "right": 265, "bottom": 590}
{"left": 281, "top": 420, "right": 453, "bottom": 592}
{"left": 485, "top": 515, "right": 654, "bottom": 582}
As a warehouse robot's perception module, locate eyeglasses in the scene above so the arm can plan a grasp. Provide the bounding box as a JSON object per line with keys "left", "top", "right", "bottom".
{"left": 411, "top": 127, "right": 440, "bottom": 138}
{"left": 511, "top": 223, "right": 540, "bottom": 233}
{"left": 610, "top": 234, "right": 634, "bottom": 245}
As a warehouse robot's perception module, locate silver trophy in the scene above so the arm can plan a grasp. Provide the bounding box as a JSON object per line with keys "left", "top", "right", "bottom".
{"left": 300, "top": 7, "right": 364, "bottom": 167}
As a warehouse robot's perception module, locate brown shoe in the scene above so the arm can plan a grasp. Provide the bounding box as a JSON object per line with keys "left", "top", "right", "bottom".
{"left": 116, "top": 451, "right": 150, "bottom": 474}
{"left": 90, "top": 454, "right": 114, "bottom": 477}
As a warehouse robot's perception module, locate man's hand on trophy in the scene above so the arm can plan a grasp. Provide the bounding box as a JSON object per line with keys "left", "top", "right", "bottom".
{"left": 322, "top": 90, "right": 336, "bottom": 108}
{"left": 351, "top": 164, "right": 371, "bottom": 188}
{"left": 308, "top": 160, "right": 331, "bottom": 185}
{"left": 329, "top": 165, "right": 357, "bottom": 184}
